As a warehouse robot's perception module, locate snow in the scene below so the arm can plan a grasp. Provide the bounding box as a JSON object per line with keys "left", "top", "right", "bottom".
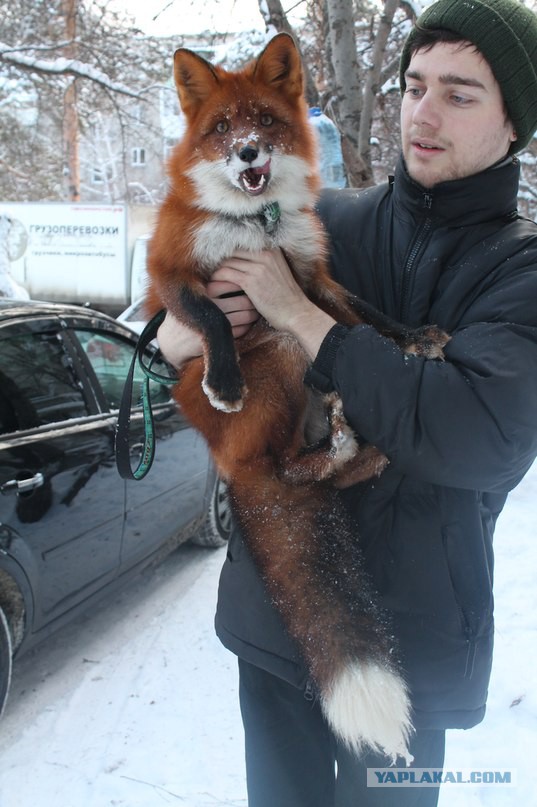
{"left": 0, "top": 462, "right": 536, "bottom": 806}
{"left": 0, "top": 42, "right": 140, "bottom": 99}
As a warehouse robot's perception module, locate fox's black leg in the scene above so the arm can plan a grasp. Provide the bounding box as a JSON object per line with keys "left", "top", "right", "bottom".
{"left": 179, "top": 287, "right": 246, "bottom": 411}
{"left": 346, "top": 295, "right": 450, "bottom": 359}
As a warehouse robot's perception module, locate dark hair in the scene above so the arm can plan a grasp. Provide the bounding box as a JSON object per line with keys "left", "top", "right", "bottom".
{"left": 407, "top": 25, "right": 477, "bottom": 57}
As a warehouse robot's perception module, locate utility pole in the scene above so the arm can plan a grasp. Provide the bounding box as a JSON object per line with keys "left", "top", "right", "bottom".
{"left": 62, "top": 0, "right": 80, "bottom": 201}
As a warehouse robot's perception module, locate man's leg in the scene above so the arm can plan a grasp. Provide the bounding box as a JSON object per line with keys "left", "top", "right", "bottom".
{"left": 238, "top": 658, "right": 336, "bottom": 807}
{"left": 334, "top": 727, "right": 446, "bottom": 807}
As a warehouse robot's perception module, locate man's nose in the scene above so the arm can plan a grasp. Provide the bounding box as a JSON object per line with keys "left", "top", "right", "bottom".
{"left": 412, "top": 91, "right": 441, "bottom": 129}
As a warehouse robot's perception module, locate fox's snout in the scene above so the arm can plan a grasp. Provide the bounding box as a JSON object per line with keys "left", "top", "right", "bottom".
{"left": 228, "top": 141, "right": 272, "bottom": 197}
{"left": 238, "top": 144, "right": 259, "bottom": 164}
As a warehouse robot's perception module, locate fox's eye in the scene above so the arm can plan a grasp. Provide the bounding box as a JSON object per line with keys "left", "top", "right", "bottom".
{"left": 215, "top": 120, "right": 229, "bottom": 134}
{"left": 260, "top": 113, "right": 273, "bottom": 126}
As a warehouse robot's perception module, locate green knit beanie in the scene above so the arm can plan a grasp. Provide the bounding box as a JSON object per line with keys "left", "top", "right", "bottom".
{"left": 400, "top": 0, "right": 537, "bottom": 153}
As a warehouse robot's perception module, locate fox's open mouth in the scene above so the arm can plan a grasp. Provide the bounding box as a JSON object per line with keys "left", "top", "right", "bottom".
{"left": 239, "top": 160, "right": 271, "bottom": 195}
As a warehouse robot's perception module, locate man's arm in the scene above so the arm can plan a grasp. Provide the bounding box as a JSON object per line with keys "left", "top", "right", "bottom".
{"left": 213, "top": 247, "right": 537, "bottom": 494}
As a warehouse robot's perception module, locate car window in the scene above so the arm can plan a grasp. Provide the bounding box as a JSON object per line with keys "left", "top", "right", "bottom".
{"left": 0, "top": 331, "right": 89, "bottom": 435}
{"left": 75, "top": 330, "right": 174, "bottom": 410}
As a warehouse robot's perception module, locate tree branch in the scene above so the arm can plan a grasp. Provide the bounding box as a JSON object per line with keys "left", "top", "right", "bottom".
{"left": 0, "top": 41, "right": 140, "bottom": 98}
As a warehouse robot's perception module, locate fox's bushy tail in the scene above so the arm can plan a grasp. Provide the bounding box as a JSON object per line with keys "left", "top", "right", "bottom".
{"left": 230, "top": 472, "right": 414, "bottom": 764}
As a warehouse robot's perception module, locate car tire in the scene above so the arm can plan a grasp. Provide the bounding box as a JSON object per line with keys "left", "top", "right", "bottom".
{"left": 191, "top": 477, "right": 232, "bottom": 548}
{"left": 0, "top": 605, "right": 13, "bottom": 719}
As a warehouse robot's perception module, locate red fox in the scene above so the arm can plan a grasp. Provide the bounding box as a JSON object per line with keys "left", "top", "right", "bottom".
{"left": 145, "top": 33, "right": 448, "bottom": 763}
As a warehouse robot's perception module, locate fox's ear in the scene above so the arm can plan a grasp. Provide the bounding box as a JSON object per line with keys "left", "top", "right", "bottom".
{"left": 253, "top": 33, "right": 303, "bottom": 100}
{"left": 173, "top": 49, "right": 219, "bottom": 117}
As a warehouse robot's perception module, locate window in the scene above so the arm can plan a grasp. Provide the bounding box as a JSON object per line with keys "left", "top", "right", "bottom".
{"left": 92, "top": 165, "right": 113, "bottom": 185}
{"left": 132, "top": 147, "right": 146, "bottom": 167}
{"left": 76, "top": 331, "right": 174, "bottom": 410}
{"left": 0, "top": 332, "right": 89, "bottom": 435}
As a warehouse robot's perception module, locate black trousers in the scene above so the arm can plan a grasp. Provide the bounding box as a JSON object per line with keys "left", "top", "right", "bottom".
{"left": 238, "top": 659, "right": 446, "bottom": 807}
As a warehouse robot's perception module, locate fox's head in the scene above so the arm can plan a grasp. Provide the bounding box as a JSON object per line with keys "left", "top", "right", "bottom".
{"left": 170, "top": 34, "right": 319, "bottom": 215}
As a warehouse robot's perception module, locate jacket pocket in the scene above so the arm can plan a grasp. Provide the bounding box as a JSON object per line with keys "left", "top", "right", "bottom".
{"left": 442, "top": 523, "right": 493, "bottom": 678}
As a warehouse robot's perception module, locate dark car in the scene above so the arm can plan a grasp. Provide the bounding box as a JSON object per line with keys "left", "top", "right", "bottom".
{"left": 0, "top": 300, "right": 231, "bottom": 717}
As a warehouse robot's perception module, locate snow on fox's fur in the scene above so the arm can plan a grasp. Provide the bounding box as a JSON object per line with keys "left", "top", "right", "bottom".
{"left": 145, "top": 33, "right": 415, "bottom": 763}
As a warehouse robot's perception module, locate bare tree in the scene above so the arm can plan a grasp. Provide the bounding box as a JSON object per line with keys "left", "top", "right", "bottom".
{"left": 0, "top": 0, "right": 172, "bottom": 203}
{"left": 325, "top": 0, "right": 369, "bottom": 185}
{"left": 61, "top": 0, "right": 80, "bottom": 201}
{"left": 357, "top": 0, "right": 400, "bottom": 178}
{"left": 325, "top": 0, "right": 414, "bottom": 186}
{"left": 257, "top": 0, "right": 319, "bottom": 105}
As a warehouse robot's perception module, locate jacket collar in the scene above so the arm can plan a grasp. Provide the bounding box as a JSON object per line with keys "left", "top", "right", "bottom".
{"left": 392, "top": 154, "right": 520, "bottom": 226}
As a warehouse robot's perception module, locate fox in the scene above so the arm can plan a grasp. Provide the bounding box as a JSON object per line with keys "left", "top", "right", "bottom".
{"left": 144, "top": 33, "right": 449, "bottom": 764}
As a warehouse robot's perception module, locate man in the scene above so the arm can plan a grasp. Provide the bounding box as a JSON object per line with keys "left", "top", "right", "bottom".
{"left": 158, "top": 1, "right": 537, "bottom": 804}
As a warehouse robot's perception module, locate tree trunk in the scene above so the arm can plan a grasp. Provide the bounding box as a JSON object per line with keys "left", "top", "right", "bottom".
{"left": 326, "top": 0, "right": 370, "bottom": 186}
{"left": 357, "top": 0, "right": 400, "bottom": 182}
{"left": 62, "top": 0, "right": 80, "bottom": 202}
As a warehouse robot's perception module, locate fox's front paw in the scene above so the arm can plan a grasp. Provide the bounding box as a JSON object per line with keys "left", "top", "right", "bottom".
{"left": 201, "top": 365, "right": 247, "bottom": 412}
{"left": 401, "top": 325, "right": 451, "bottom": 360}
{"left": 202, "top": 371, "right": 247, "bottom": 412}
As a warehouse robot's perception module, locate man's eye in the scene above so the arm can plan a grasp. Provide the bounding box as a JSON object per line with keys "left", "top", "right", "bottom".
{"left": 215, "top": 120, "right": 229, "bottom": 133}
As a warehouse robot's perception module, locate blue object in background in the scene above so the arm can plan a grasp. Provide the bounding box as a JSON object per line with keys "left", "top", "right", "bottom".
{"left": 308, "top": 107, "right": 347, "bottom": 188}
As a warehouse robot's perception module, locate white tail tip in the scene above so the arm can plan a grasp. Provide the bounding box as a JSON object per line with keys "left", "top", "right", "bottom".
{"left": 321, "top": 661, "right": 414, "bottom": 766}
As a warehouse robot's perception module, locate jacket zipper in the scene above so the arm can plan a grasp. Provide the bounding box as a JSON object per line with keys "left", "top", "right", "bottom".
{"left": 400, "top": 192, "right": 434, "bottom": 322}
{"left": 304, "top": 680, "right": 315, "bottom": 702}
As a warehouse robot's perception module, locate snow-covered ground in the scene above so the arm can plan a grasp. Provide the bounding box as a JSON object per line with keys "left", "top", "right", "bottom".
{"left": 0, "top": 463, "right": 535, "bottom": 806}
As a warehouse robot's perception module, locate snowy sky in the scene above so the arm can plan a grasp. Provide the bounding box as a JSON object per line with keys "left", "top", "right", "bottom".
{"left": 113, "top": 0, "right": 285, "bottom": 35}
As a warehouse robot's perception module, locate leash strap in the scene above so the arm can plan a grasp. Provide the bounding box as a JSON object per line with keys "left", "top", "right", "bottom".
{"left": 115, "top": 309, "right": 176, "bottom": 481}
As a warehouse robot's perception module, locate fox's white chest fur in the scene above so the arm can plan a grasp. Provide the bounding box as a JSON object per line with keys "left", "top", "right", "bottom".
{"left": 191, "top": 207, "right": 324, "bottom": 277}
{"left": 187, "top": 153, "right": 325, "bottom": 279}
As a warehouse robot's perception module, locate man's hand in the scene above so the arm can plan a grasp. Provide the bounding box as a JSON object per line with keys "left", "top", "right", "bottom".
{"left": 215, "top": 250, "right": 336, "bottom": 360}
{"left": 156, "top": 279, "right": 259, "bottom": 369}
{"left": 208, "top": 279, "right": 259, "bottom": 339}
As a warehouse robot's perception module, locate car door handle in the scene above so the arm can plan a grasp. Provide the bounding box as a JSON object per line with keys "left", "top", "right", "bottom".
{"left": 0, "top": 473, "right": 45, "bottom": 495}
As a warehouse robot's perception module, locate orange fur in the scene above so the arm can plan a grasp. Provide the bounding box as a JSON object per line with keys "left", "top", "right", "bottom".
{"left": 145, "top": 34, "right": 418, "bottom": 762}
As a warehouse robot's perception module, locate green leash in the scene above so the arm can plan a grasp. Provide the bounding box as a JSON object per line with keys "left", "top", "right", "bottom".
{"left": 115, "top": 309, "right": 176, "bottom": 481}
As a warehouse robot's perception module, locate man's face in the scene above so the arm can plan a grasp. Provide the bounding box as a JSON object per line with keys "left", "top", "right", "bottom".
{"left": 401, "top": 41, "right": 517, "bottom": 188}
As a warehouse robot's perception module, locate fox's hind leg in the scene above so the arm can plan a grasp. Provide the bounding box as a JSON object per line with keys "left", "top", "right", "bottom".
{"left": 281, "top": 392, "right": 388, "bottom": 485}
{"left": 280, "top": 392, "right": 356, "bottom": 484}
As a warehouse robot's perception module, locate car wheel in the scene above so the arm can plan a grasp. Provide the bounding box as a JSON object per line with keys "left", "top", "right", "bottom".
{"left": 0, "top": 606, "right": 13, "bottom": 719}
{"left": 191, "top": 477, "right": 232, "bottom": 548}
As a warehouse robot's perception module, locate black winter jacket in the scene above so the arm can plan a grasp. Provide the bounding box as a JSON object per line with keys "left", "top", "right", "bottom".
{"left": 215, "top": 155, "right": 537, "bottom": 730}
